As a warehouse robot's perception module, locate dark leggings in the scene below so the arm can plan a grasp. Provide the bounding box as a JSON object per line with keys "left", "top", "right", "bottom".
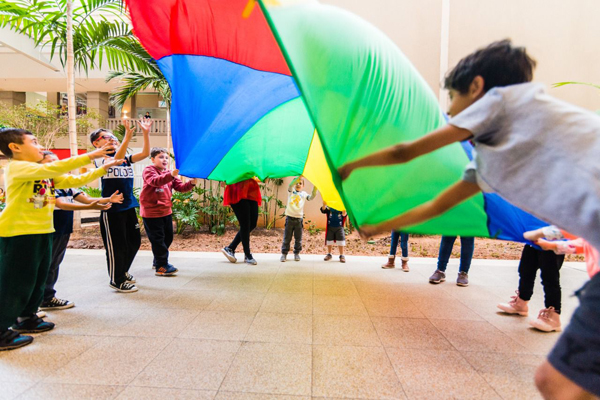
{"left": 229, "top": 199, "right": 259, "bottom": 258}
{"left": 518, "top": 244, "right": 564, "bottom": 313}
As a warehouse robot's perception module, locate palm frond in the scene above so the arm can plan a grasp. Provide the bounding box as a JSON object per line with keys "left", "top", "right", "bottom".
{"left": 553, "top": 81, "right": 600, "bottom": 90}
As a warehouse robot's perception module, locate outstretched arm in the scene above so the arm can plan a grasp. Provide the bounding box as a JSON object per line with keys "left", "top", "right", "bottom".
{"left": 114, "top": 117, "right": 134, "bottom": 161}
{"left": 338, "top": 124, "right": 472, "bottom": 181}
{"left": 131, "top": 118, "right": 152, "bottom": 163}
{"left": 360, "top": 180, "right": 481, "bottom": 238}
{"left": 288, "top": 176, "right": 301, "bottom": 192}
{"left": 307, "top": 185, "right": 318, "bottom": 200}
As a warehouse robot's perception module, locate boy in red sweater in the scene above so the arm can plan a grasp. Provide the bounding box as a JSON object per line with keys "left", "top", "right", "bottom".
{"left": 140, "top": 148, "right": 196, "bottom": 276}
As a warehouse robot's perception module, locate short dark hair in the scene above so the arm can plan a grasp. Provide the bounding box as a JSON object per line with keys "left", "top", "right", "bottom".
{"left": 444, "top": 39, "right": 536, "bottom": 94}
{"left": 89, "top": 128, "right": 112, "bottom": 144}
{"left": 0, "top": 128, "right": 34, "bottom": 158}
{"left": 150, "top": 147, "right": 168, "bottom": 158}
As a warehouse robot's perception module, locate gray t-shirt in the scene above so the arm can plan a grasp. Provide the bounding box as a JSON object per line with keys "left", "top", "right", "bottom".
{"left": 450, "top": 82, "right": 600, "bottom": 251}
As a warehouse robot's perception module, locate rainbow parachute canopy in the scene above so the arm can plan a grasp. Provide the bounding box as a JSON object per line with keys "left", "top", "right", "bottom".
{"left": 126, "top": 0, "right": 547, "bottom": 241}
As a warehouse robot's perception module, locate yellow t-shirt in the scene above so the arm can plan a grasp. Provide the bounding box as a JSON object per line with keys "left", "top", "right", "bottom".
{"left": 0, "top": 155, "right": 106, "bottom": 237}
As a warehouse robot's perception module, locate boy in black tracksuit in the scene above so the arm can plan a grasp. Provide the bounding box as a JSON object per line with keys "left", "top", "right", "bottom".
{"left": 90, "top": 117, "right": 152, "bottom": 293}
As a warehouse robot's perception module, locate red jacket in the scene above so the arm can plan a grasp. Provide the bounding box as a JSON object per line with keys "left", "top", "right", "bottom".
{"left": 223, "top": 179, "right": 262, "bottom": 206}
{"left": 140, "top": 165, "right": 194, "bottom": 218}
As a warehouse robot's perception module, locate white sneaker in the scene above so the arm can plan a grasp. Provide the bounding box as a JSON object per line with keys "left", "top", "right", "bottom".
{"left": 529, "top": 307, "right": 561, "bottom": 332}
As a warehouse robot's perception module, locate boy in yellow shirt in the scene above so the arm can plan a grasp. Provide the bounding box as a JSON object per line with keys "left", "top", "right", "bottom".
{"left": 0, "top": 128, "right": 121, "bottom": 351}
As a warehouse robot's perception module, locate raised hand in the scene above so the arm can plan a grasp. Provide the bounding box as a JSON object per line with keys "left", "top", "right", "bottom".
{"left": 171, "top": 169, "right": 180, "bottom": 178}
{"left": 358, "top": 225, "right": 377, "bottom": 241}
{"left": 137, "top": 117, "right": 153, "bottom": 135}
{"left": 102, "top": 158, "right": 125, "bottom": 171}
{"left": 89, "top": 143, "right": 117, "bottom": 159}
{"left": 122, "top": 116, "right": 135, "bottom": 136}
{"left": 109, "top": 190, "right": 124, "bottom": 204}
{"left": 337, "top": 163, "right": 354, "bottom": 181}
{"left": 88, "top": 200, "right": 112, "bottom": 211}
{"left": 523, "top": 228, "right": 545, "bottom": 242}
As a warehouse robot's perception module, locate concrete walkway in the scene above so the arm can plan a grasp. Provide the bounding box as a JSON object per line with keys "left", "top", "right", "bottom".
{"left": 0, "top": 250, "right": 589, "bottom": 399}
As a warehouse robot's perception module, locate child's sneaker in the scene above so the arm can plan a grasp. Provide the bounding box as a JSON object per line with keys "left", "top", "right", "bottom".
{"left": 110, "top": 281, "right": 139, "bottom": 293}
{"left": 40, "top": 297, "right": 74, "bottom": 310}
{"left": 294, "top": 254, "right": 301, "bottom": 261}
{"left": 324, "top": 254, "right": 332, "bottom": 261}
{"left": 11, "top": 316, "right": 55, "bottom": 333}
{"left": 245, "top": 256, "right": 258, "bottom": 265}
{"left": 456, "top": 272, "right": 469, "bottom": 287}
{"left": 280, "top": 254, "right": 287, "bottom": 262}
{"left": 339, "top": 255, "right": 346, "bottom": 263}
{"left": 155, "top": 265, "right": 178, "bottom": 276}
{"left": 401, "top": 258, "right": 410, "bottom": 272}
{"left": 428, "top": 270, "right": 446, "bottom": 284}
{"left": 222, "top": 247, "right": 237, "bottom": 263}
{"left": 529, "top": 307, "right": 562, "bottom": 332}
{"left": 125, "top": 272, "right": 136, "bottom": 283}
{"left": 152, "top": 263, "right": 174, "bottom": 270}
{"left": 497, "top": 290, "right": 529, "bottom": 316}
{"left": 0, "top": 330, "right": 33, "bottom": 351}
{"left": 381, "top": 256, "right": 395, "bottom": 269}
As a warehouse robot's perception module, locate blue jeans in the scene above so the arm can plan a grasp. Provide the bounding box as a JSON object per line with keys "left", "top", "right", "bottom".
{"left": 389, "top": 231, "right": 409, "bottom": 259}
{"left": 437, "top": 236, "right": 474, "bottom": 273}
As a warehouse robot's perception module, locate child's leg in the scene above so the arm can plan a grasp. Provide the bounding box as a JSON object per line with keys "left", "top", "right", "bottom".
{"left": 43, "top": 233, "right": 71, "bottom": 302}
{"left": 458, "top": 236, "right": 475, "bottom": 273}
{"left": 143, "top": 216, "right": 169, "bottom": 268}
{"left": 538, "top": 249, "right": 565, "bottom": 313}
{"left": 436, "top": 236, "right": 457, "bottom": 272}
{"left": 517, "top": 245, "right": 540, "bottom": 301}
{"left": 0, "top": 234, "right": 52, "bottom": 329}
{"left": 389, "top": 231, "right": 400, "bottom": 256}
{"left": 293, "top": 218, "right": 303, "bottom": 255}
{"left": 124, "top": 208, "right": 141, "bottom": 273}
{"left": 399, "top": 232, "right": 409, "bottom": 260}
{"left": 164, "top": 215, "right": 174, "bottom": 263}
{"left": 338, "top": 246, "right": 344, "bottom": 255}
{"left": 281, "top": 216, "right": 294, "bottom": 255}
{"left": 327, "top": 245, "right": 332, "bottom": 254}
{"left": 100, "top": 210, "right": 131, "bottom": 285}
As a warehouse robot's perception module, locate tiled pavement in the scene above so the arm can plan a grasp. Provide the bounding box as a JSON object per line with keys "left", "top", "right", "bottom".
{"left": 0, "top": 250, "right": 589, "bottom": 400}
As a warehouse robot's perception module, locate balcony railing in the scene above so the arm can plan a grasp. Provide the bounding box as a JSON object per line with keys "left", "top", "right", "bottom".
{"left": 106, "top": 118, "right": 170, "bottom": 135}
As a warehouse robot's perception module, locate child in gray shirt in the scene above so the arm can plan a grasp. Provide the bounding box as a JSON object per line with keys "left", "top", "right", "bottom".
{"left": 339, "top": 39, "right": 600, "bottom": 399}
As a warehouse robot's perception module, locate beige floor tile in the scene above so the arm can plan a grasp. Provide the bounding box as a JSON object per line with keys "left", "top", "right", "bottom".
{"left": 178, "top": 311, "right": 256, "bottom": 341}
{"left": 270, "top": 279, "right": 313, "bottom": 294}
{"left": 313, "top": 280, "right": 357, "bottom": 296}
{"left": 260, "top": 292, "right": 313, "bottom": 314}
{"left": 353, "top": 282, "right": 404, "bottom": 297}
{"left": 44, "top": 307, "right": 144, "bottom": 336}
{"left": 229, "top": 277, "right": 274, "bottom": 293}
{"left": 372, "top": 317, "right": 453, "bottom": 350}
{"left": 107, "top": 309, "right": 200, "bottom": 337}
{"left": 312, "top": 295, "right": 368, "bottom": 316}
{"left": 312, "top": 345, "right": 405, "bottom": 399}
{"left": 162, "top": 290, "right": 222, "bottom": 309}
{"left": 411, "top": 297, "right": 484, "bottom": 321}
{"left": 45, "top": 337, "right": 169, "bottom": 385}
{"left": 131, "top": 338, "right": 241, "bottom": 390}
{"left": 0, "top": 381, "right": 36, "bottom": 400}
{"left": 245, "top": 312, "right": 312, "bottom": 344}
{"left": 206, "top": 292, "right": 266, "bottom": 312}
{"left": 361, "top": 295, "right": 425, "bottom": 318}
{"left": 0, "top": 335, "right": 101, "bottom": 383}
{"left": 461, "top": 352, "right": 544, "bottom": 399}
{"left": 18, "top": 383, "right": 125, "bottom": 400}
{"left": 430, "top": 319, "right": 530, "bottom": 354}
{"left": 386, "top": 348, "right": 499, "bottom": 399}
{"left": 313, "top": 315, "right": 381, "bottom": 346}
{"left": 216, "top": 392, "right": 310, "bottom": 400}
{"left": 97, "top": 287, "right": 179, "bottom": 309}
{"left": 180, "top": 276, "right": 235, "bottom": 291}
{"left": 221, "top": 342, "right": 311, "bottom": 396}
{"left": 116, "top": 386, "right": 215, "bottom": 399}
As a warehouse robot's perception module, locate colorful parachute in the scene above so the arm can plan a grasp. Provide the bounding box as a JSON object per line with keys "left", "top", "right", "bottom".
{"left": 125, "top": 0, "right": 548, "bottom": 241}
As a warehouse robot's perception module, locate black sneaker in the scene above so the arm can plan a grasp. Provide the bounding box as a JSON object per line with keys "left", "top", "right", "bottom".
{"left": 0, "top": 330, "right": 33, "bottom": 351}
{"left": 222, "top": 247, "right": 237, "bottom": 263}
{"left": 109, "top": 281, "right": 139, "bottom": 293}
{"left": 11, "top": 316, "right": 55, "bottom": 333}
{"left": 125, "top": 272, "right": 136, "bottom": 283}
{"left": 244, "top": 256, "right": 257, "bottom": 265}
{"left": 40, "top": 297, "right": 75, "bottom": 311}
{"left": 155, "top": 265, "right": 178, "bottom": 276}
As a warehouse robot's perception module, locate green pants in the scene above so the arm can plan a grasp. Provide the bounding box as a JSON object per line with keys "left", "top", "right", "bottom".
{"left": 0, "top": 234, "right": 52, "bottom": 330}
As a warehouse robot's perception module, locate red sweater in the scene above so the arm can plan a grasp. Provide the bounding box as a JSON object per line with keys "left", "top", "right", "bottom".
{"left": 140, "top": 165, "right": 195, "bottom": 218}
{"left": 223, "top": 179, "right": 262, "bottom": 206}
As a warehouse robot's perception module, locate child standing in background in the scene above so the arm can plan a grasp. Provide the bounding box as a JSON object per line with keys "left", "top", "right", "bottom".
{"left": 280, "top": 176, "right": 317, "bottom": 262}
{"left": 140, "top": 148, "right": 196, "bottom": 276}
{"left": 321, "top": 202, "right": 347, "bottom": 263}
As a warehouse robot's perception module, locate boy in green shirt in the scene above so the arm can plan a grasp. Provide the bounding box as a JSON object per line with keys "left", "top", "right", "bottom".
{"left": 0, "top": 128, "right": 121, "bottom": 351}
